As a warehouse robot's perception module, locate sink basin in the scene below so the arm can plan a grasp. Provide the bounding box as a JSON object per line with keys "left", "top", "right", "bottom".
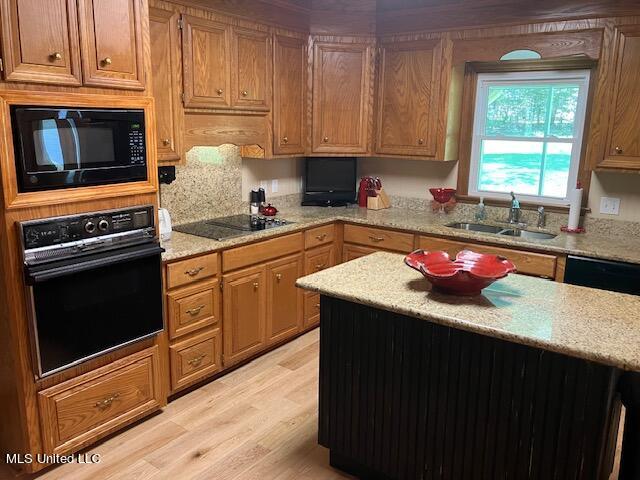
{"left": 445, "top": 223, "right": 506, "bottom": 234}
{"left": 446, "top": 222, "right": 557, "bottom": 240}
{"left": 499, "top": 229, "right": 557, "bottom": 240}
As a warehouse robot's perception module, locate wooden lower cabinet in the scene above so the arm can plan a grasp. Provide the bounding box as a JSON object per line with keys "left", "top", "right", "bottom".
{"left": 303, "top": 292, "right": 321, "bottom": 329}
{"left": 343, "top": 243, "right": 379, "bottom": 262}
{"left": 266, "top": 254, "right": 303, "bottom": 345}
{"left": 223, "top": 265, "right": 267, "bottom": 366}
{"left": 170, "top": 329, "right": 222, "bottom": 391}
{"left": 37, "top": 346, "right": 162, "bottom": 455}
{"left": 418, "top": 235, "right": 559, "bottom": 279}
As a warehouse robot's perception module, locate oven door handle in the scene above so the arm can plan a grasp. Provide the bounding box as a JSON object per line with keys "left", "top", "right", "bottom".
{"left": 25, "top": 242, "right": 164, "bottom": 285}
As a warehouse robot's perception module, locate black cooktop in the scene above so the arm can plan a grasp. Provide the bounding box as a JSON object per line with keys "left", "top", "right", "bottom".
{"left": 174, "top": 214, "right": 293, "bottom": 241}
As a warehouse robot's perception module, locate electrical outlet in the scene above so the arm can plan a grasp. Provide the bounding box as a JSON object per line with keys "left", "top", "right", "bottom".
{"left": 271, "top": 179, "right": 279, "bottom": 193}
{"left": 600, "top": 197, "right": 620, "bottom": 215}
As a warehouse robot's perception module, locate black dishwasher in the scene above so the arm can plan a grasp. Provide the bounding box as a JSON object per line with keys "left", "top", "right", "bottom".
{"left": 564, "top": 255, "right": 640, "bottom": 480}
{"left": 564, "top": 255, "right": 640, "bottom": 295}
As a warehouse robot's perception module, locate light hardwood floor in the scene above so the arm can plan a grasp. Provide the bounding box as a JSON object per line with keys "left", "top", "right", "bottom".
{"left": 0, "top": 328, "right": 624, "bottom": 479}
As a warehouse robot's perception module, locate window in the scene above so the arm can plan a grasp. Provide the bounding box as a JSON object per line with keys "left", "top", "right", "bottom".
{"left": 469, "top": 70, "right": 590, "bottom": 205}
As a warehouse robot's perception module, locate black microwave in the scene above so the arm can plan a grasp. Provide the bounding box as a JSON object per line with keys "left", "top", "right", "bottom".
{"left": 11, "top": 106, "right": 148, "bottom": 192}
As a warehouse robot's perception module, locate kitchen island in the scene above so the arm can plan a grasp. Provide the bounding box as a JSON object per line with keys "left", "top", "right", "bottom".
{"left": 296, "top": 252, "right": 640, "bottom": 480}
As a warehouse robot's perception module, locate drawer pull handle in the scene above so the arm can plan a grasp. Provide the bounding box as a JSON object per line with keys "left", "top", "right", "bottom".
{"left": 185, "top": 266, "right": 204, "bottom": 277}
{"left": 186, "top": 305, "right": 205, "bottom": 316}
{"left": 188, "top": 354, "right": 206, "bottom": 367}
{"left": 315, "top": 233, "right": 327, "bottom": 241}
{"left": 369, "top": 235, "right": 385, "bottom": 242}
{"left": 95, "top": 393, "right": 119, "bottom": 410}
{"left": 315, "top": 263, "right": 327, "bottom": 270}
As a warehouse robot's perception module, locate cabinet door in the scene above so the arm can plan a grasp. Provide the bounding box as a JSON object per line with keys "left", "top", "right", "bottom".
{"left": 222, "top": 266, "right": 266, "bottom": 366}
{"left": 273, "top": 35, "right": 306, "bottom": 155}
{"left": 376, "top": 39, "right": 443, "bottom": 157}
{"left": 232, "top": 27, "right": 270, "bottom": 110}
{"left": 149, "top": 7, "right": 183, "bottom": 164}
{"left": 0, "top": 0, "right": 81, "bottom": 85}
{"left": 77, "top": 0, "right": 145, "bottom": 90}
{"left": 312, "top": 41, "right": 373, "bottom": 153}
{"left": 182, "top": 15, "right": 231, "bottom": 109}
{"left": 602, "top": 25, "right": 640, "bottom": 169}
{"left": 266, "top": 254, "right": 303, "bottom": 345}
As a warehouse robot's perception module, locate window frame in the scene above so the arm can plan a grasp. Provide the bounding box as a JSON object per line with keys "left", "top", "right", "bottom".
{"left": 468, "top": 69, "right": 591, "bottom": 206}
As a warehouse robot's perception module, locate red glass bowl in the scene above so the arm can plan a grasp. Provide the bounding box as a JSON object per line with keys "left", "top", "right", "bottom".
{"left": 429, "top": 188, "right": 456, "bottom": 204}
{"left": 404, "top": 249, "right": 516, "bottom": 296}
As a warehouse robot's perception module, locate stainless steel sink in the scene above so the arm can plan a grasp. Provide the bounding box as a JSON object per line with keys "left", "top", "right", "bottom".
{"left": 498, "top": 229, "right": 557, "bottom": 240}
{"left": 445, "top": 223, "right": 506, "bottom": 234}
{"left": 446, "top": 222, "right": 557, "bottom": 240}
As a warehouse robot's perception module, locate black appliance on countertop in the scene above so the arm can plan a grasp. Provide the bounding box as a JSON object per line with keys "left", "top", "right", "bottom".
{"left": 11, "top": 106, "right": 147, "bottom": 192}
{"left": 20, "top": 205, "right": 164, "bottom": 377}
{"left": 174, "top": 214, "right": 293, "bottom": 241}
{"left": 301, "top": 157, "right": 357, "bottom": 207}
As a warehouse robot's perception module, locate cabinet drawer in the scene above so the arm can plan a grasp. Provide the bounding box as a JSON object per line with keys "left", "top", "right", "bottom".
{"left": 170, "top": 329, "right": 221, "bottom": 392}
{"left": 418, "top": 236, "right": 558, "bottom": 279}
{"left": 166, "top": 253, "right": 218, "bottom": 289}
{"left": 167, "top": 279, "right": 220, "bottom": 340}
{"left": 304, "top": 292, "right": 320, "bottom": 329}
{"left": 344, "top": 224, "right": 414, "bottom": 252}
{"left": 223, "top": 233, "right": 303, "bottom": 272}
{"left": 304, "top": 224, "right": 335, "bottom": 249}
{"left": 38, "top": 346, "right": 161, "bottom": 455}
{"left": 305, "top": 244, "right": 336, "bottom": 275}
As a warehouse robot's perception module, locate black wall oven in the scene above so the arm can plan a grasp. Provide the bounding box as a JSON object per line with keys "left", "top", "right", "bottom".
{"left": 11, "top": 106, "right": 147, "bottom": 192}
{"left": 20, "top": 206, "right": 164, "bottom": 377}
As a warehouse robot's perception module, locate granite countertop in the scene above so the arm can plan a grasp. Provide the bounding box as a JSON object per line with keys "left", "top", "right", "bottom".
{"left": 161, "top": 204, "right": 640, "bottom": 265}
{"left": 296, "top": 251, "right": 640, "bottom": 371}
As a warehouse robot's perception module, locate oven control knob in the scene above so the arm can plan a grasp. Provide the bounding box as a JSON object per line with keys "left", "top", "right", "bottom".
{"left": 84, "top": 221, "right": 96, "bottom": 234}
{"left": 98, "top": 220, "right": 109, "bottom": 232}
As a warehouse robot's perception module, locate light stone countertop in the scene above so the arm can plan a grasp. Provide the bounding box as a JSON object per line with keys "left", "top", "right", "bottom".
{"left": 296, "top": 251, "right": 640, "bottom": 371}
{"left": 161, "top": 204, "right": 640, "bottom": 265}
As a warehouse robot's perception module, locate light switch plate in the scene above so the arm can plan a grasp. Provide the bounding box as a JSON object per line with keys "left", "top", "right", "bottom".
{"left": 271, "top": 179, "right": 279, "bottom": 193}
{"left": 600, "top": 197, "right": 620, "bottom": 215}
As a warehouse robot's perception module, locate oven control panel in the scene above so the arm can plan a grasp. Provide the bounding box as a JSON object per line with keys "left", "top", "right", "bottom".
{"left": 21, "top": 205, "right": 155, "bottom": 250}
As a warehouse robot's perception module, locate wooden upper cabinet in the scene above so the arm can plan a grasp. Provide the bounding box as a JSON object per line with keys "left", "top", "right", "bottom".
{"left": 182, "top": 15, "right": 231, "bottom": 109}
{"left": 0, "top": 0, "right": 82, "bottom": 85}
{"left": 222, "top": 265, "right": 266, "bottom": 366}
{"left": 77, "top": 0, "right": 145, "bottom": 90}
{"left": 232, "top": 27, "right": 270, "bottom": 110}
{"left": 273, "top": 35, "right": 306, "bottom": 155}
{"left": 601, "top": 25, "right": 640, "bottom": 169}
{"left": 149, "top": 6, "right": 183, "bottom": 164}
{"left": 312, "top": 41, "right": 373, "bottom": 154}
{"left": 375, "top": 39, "right": 443, "bottom": 157}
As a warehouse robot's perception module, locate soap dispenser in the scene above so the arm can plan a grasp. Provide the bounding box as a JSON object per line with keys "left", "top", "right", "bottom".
{"left": 475, "top": 197, "right": 487, "bottom": 221}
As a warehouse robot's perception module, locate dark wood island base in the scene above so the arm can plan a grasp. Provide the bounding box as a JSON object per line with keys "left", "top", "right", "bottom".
{"left": 319, "top": 296, "right": 623, "bottom": 480}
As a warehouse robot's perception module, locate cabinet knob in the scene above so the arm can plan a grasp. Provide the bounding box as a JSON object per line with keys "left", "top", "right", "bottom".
{"left": 101, "top": 57, "right": 112, "bottom": 66}
{"left": 282, "top": 136, "right": 288, "bottom": 144}
{"left": 50, "top": 52, "right": 62, "bottom": 61}
{"left": 253, "top": 282, "right": 259, "bottom": 290}
{"left": 216, "top": 88, "right": 224, "bottom": 95}
{"left": 323, "top": 137, "right": 329, "bottom": 143}
{"left": 162, "top": 138, "right": 171, "bottom": 146}
{"left": 241, "top": 90, "right": 248, "bottom": 97}
{"left": 418, "top": 138, "right": 424, "bottom": 145}
{"left": 276, "top": 273, "right": 282, "bottom": 281}
{"left": 615, "top": 146, "right": 623, "bottom": 154}
{"left": 315, "top": 303, "right": 320, "bottom": 309}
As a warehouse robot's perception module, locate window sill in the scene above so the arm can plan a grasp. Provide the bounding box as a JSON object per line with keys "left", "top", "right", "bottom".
{"left": 455, "top": 195, "right": 591, "bottom": 214}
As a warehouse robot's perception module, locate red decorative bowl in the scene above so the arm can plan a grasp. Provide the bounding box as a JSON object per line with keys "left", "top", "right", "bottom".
{"left": 404, "top": 249, "right": 516, "bottom": 296}
{"left": 429, "top": 188, "right": 456, "bottom": 204}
